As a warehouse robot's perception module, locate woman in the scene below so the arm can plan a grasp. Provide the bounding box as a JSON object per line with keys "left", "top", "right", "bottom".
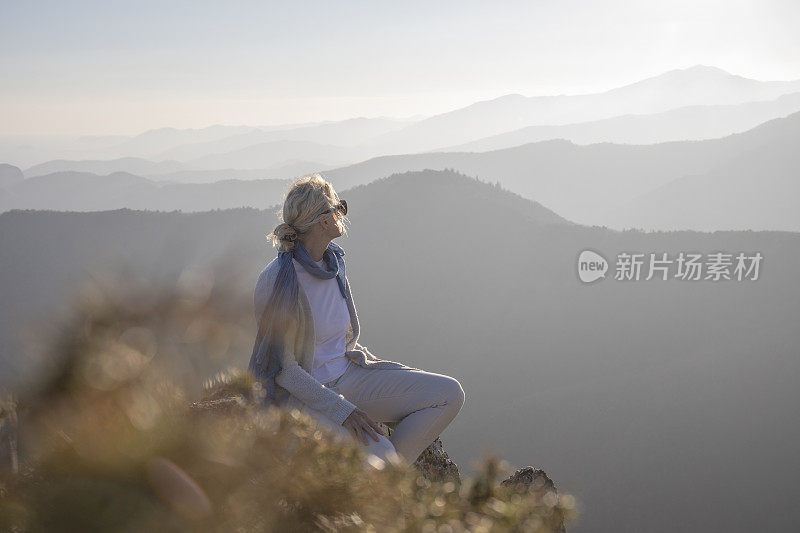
{"left": 248, "top": 174, "right": 465, "bottom": 467}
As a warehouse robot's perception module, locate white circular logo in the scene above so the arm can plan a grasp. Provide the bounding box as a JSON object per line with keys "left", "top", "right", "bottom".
{"left": 577, "top": 250, "right": 608, "bottom": 283}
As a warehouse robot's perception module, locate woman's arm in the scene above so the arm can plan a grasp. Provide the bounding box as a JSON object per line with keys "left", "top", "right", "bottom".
{"left": 274, "top": 306, "right": 357, "bottom": 425}
{"left": 275, "top": 360, "right": 357, "bottom": 425}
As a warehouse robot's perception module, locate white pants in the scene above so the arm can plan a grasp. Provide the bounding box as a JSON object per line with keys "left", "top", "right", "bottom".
{"left": 297, "top": 360, "right": 465, "bottom": 467}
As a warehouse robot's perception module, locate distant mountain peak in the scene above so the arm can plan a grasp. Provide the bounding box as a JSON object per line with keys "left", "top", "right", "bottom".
{"left": 342, "top": 168, "right": 575, "bottom": 227}
{"left": 626, "top": 64, "right": 739, "bottom": 88}
{"left": 680, "top": 64, "right": 733, "bottom": 76}
{"left": 462, "top": 93, "right": 528, "bottom": 111}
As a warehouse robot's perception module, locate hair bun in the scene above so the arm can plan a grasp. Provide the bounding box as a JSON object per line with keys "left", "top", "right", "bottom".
{"left": 274, "top": 222, "right": 299, "bottom": 246}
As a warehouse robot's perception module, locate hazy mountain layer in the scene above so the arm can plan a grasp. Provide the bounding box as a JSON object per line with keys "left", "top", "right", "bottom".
{"left": 0, "top": 170, "right": 291, "bottom": 213}
{"left": 325, "top": 111, "right": 800, "bottom": 231}
{"left": 6, "top": 109, "right": 799, "bottom": 232}
{"left": 604, "top": 121, "right": 800, "bottom": 231}
{"left": 155, "top": 117, "right": 412, "bottom": 162}
{"left": 440, "top": 92, "right": 800, "bottom": 152}
{"left": 24, "top": 157, "right": 186, "bottom": 179}
{"left": 8, "top": 65, "right": 800, "bottom": 173}
{"left": 184, "top": 139, "right": 362, "bottom": 171}
{"left": 108, "top": 124, "right": 258, "bottom": 158}
{"left": 147, "top": 161, "right": 333, "bottom": 184}
{"left": 359, "top": 65, "right": 800, "bottom": 154}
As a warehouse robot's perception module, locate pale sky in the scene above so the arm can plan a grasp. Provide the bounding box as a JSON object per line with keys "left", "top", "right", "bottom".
{"left": 1, "top": 0, "right": 799, "bottom": 135}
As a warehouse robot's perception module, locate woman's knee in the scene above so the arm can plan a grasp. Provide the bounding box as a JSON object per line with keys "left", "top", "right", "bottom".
{"left": 440, "top": 375, "right": 465, "bottom": 409}
{"left": 365, "top": 434, "right": 399, "bottom": 461}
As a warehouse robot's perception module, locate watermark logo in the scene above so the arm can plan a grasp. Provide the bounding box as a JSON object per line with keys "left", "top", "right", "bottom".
{"left": 577, "top": 250, "right": 609, "bottom": 283}
{"left": 577, "top": 250, "right": 763, "bottom": 283}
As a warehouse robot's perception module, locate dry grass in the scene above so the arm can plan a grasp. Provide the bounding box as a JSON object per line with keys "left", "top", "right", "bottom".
{"left": 0, "top": 267, "right": 576, "bottom": 532}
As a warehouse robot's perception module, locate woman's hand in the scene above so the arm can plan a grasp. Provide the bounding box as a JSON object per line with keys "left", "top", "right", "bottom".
{"left": 342, "top": 408, "right": 387, "bottom": 445}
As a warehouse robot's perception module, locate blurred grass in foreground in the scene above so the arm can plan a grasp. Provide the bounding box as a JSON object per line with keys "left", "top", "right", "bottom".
{"left": 0, "top": 266, "right": 576, "bottom": 532}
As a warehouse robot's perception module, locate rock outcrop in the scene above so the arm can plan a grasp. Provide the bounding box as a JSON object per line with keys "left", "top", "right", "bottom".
{"left": 502, "top": 467, "right": 566, "bottom": 533}
{"left": 399, "top": 425, "right": 565, "bottom": 531}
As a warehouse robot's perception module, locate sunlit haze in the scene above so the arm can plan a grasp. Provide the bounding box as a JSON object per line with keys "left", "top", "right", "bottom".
{"left": 2, "top": 0, "right": 799, "bottom": 135}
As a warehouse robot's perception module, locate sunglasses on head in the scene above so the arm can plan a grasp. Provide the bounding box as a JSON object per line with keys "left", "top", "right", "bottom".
{"left": 321, "top": 199, "right": 347, "bottom": 217}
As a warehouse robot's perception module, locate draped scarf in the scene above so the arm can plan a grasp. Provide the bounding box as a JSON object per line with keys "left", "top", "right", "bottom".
{"left": 248, "top": 240, "right": 349, "bottom": 404}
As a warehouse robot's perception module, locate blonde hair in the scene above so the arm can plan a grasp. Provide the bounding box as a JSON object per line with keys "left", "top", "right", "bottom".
{"left": 267, "top": 173, "right": 348, "bottom": 253}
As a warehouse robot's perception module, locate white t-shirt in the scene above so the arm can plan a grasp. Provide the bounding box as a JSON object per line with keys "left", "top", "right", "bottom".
{"left": 292, "top": 257, "right": 352, "bottom": 384}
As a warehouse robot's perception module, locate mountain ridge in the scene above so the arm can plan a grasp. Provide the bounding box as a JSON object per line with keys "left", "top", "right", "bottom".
{"left": 357, "top": 65, "right": 800, "bottom": 154}
{"left": 437, "top": 91, "right": 800, "bottom": 152}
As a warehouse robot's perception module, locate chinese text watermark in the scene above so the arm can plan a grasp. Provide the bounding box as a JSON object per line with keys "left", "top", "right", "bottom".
{"left": 577, "top": 250, "right": 763, "bottom": 283}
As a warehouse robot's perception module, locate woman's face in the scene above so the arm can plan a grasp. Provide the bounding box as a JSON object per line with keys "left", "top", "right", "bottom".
{"left": 316, "top": 195, "right": 344, "bottom": 238}
{"left": 328, "top": 208, "right": 344, "bottom": 238}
